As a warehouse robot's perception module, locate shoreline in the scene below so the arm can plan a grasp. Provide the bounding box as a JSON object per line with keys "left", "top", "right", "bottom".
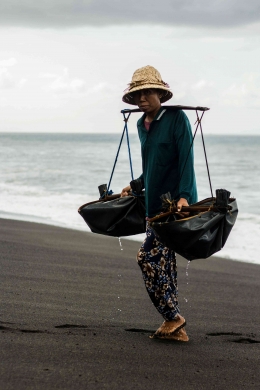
{"left": 0, "top": 213, "right": 259, "bottom": 266}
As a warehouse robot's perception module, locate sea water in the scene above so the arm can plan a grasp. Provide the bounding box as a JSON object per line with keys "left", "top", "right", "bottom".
{"left": 0, "top": 132, "right": 259, "bottom": 265}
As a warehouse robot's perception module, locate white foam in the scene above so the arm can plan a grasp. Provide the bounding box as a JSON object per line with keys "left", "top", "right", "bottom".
{"left": 215, "top": 213, "right": 260, "bottom": 264}
{"left": 127, "top": 214, "right": 260, "bottom": 265}
{"left": 0, "top": 182, "right": 91, "bottom": 232}
{"left": 1, "top": 191, "right": 259, "bottom": 265}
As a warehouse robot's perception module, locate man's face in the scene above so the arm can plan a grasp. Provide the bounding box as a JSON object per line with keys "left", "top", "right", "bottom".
{"left": 132, "top": 88, "right": 162, "bottom": 113}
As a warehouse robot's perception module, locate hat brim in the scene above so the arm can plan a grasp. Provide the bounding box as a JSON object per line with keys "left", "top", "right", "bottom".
{"left": 122, "top": 84, "right": 173, "bottom": 105}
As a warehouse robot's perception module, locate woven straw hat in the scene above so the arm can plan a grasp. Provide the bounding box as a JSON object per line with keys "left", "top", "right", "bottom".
{"left": 122, "top": 65, "right": 173, "bottom": 105}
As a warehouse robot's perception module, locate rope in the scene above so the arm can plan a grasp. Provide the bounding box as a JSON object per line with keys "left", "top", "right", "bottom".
{"left": 178, "top": 111, "right": 203, "bottom": 184}
{"left": 131, "top": 191, "right": 143, "bottom": 197}
{"left": 166, "top": 198, "right": 176, "bottom": 212}
{"left": 107, "top": 112, "right": 132, "bottom": 191}
{"left": 100, "top": 189, "right": 113, "bottom": 199}
{"left": 123, "top": 112, "right": 134, "bottom": 181}
{"left": 178, "top": 110, "right": 213, "bottom": 198}
{"left": 196, "top": 110, "right": 213, "bottom": 198}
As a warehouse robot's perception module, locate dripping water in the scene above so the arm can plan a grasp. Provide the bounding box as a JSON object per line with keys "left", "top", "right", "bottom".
{"left": 115, "top": 276, "right": 122, "bottom": 315}
{"left": 118, "top": 237, "right": 123, "bottom": 251}
{"left": 184, "top": 260, "right": 191, "bottom": 303}
{"left": 186, "top": 260, "right": 191, "bottom": 282}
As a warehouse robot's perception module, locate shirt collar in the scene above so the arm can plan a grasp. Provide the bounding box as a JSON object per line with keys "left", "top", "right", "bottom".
{"left": 140, "top": 106, "right": 167, "bottom": 123}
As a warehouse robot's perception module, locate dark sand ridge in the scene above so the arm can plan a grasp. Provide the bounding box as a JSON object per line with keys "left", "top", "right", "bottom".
{"left": 0, "top": 218, "right": 259, "bottom": 390}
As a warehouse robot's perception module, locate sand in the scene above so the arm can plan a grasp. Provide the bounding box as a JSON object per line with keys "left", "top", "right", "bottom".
{"left": 0, "top": 218, "right": 259, "bottom": 390}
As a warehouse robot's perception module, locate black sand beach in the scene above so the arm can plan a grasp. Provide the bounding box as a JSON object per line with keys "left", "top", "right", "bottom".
{"left": 1, "top": 218, "right": 260, "bottom": 390}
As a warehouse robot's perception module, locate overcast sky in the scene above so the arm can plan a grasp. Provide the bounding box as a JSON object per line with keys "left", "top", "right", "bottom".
{"left": 1, "top": 0, "right": 260, "bottom": 134}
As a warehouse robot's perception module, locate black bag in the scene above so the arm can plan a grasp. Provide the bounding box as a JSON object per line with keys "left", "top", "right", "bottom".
{"left": 78, "top": 108, "right": 148, "bottom": 238}
{"left": 78, "top": 192, "right": 146, "bottom": 237}
{"left": 150, "top": 190, "right": 238, "bottom": 260}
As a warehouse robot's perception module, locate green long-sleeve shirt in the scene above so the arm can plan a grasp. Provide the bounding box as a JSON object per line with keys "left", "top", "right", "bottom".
{"left": 137, "top": 107, "right": 198, "bottom": 217}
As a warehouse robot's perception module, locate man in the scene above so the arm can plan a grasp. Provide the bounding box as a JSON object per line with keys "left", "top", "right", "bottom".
{"left": 121, "top": 65, "right": 197, "bottom": 341}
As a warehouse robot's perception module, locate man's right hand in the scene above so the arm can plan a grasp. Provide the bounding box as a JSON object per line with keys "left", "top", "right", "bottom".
{"left": 121, "top": 185, "right": 131, "bottom": 197}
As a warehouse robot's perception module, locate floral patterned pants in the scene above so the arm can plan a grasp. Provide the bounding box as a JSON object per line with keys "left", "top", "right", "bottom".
{"left": 136, "top": 225, "right": 180, "bottom": 321}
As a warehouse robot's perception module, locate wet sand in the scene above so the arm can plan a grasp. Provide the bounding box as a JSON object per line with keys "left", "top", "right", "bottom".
{"left": 0, "top": 218, "right": 259, "bottom": 390}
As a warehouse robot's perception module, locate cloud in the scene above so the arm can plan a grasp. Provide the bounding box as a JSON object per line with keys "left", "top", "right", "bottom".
{"left": 0, "top": 58, "right": 17, "bottom": 88}
{"left": 167, "top": 76, "right": 218, "bottom": 107}
{"left": 0, "top": 57, "right": 17, "bottom": 67}
{"left": 44, "top": 68, "right": 115, "bottom": 99}
{"left": 18, "top": 78, "right": 28, "bottom": 87}
{"left": 0, "top": 68, "right": 15, "bottom": 89}
{"left": 222, "top": 73, "right": 260, "bottom": 108}
{"left": 87, "top": 82, "right": 114, "bottom": 95}
{"left": 0, "top": 0, "right": 260, "bottom": 28}
{"left": 39, "top": 72, "right": 59, "bottom": 79}
{"left": 0, "top": 57, "right": 27, "bottom": 89}
{"left": 191, "top": 80, "right": 214, "bottom": 90}
{"left": 46, "top": 68, "right": 86, "bottom": 95}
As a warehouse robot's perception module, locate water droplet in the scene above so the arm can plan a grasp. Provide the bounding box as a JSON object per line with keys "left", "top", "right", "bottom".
{"left": 184, "top": 261, "right": 191, "bottom": 303}
{"left": 118, "top": 237, "right": 123, "bottom": 251}
{"left": 186, "top": 260, "right": 191, "bottom": 278}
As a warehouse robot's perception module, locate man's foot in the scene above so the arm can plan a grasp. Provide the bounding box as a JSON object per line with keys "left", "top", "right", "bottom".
{"left": 150, "top": 327, "right": 189, "bottom": 342}
{"left": 151, "top": 314, "right": 186, "bottom": 338}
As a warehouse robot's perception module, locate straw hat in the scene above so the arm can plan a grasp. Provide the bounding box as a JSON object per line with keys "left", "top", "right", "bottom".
{"left": 122, "top": 65, "right": 173, "bottom": 105}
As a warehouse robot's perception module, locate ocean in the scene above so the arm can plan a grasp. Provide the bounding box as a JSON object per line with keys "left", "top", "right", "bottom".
{"left": 0, "top": 132, "right": 259, "bottom": 265}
